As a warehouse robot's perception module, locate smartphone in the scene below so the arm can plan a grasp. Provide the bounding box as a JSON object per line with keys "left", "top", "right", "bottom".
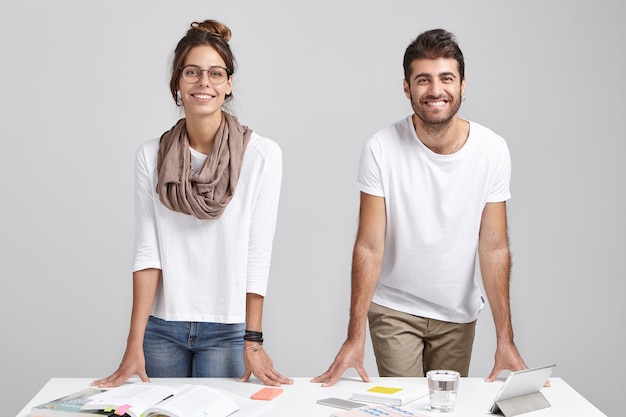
{"left": 317, "top": 397, "right": 365, "bottom": 409}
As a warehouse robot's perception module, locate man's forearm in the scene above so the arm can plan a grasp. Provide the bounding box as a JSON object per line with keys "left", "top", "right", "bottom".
{"left": 346, "top": 244, "right": 383, "bottom": 341}
{"left": 480, "top": 246, "right": 514, "bottom": 342}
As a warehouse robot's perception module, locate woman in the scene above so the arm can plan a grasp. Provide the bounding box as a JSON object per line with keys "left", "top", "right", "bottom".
{"left": 93, "top": 19, "right": 292, "bottom": 387}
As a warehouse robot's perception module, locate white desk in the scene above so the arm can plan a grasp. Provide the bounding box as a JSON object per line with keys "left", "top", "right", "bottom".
{"left": 17, "top": 377, "right": 606, "bottom": 417}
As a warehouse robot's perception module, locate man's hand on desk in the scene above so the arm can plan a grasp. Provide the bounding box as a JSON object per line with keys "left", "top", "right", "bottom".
{"left": 485, "top": 340, "right": 550, "bottom": 387}
{"left": 311, "top": 338, "right": 371, "bottom": 387}
{"left": 485, "top": 339, "right": 528, "bottom": 383}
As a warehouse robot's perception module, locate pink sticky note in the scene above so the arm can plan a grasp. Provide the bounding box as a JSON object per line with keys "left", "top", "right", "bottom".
{"left": 115, "top": 404, "right": 132, "bottom": 415}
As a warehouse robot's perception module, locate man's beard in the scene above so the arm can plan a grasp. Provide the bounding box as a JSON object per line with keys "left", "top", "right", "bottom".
{"left": 410, "top": 92, "right": 462, "bottom": 133}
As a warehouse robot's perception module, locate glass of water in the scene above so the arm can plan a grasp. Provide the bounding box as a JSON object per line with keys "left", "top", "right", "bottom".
{"left": 426, "top": 370, "right": 460, "bottom": 412}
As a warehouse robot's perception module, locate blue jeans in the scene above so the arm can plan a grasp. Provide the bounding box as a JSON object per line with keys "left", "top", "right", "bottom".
{"left": 143, "top": 316, "right": 245, "bottom": 378}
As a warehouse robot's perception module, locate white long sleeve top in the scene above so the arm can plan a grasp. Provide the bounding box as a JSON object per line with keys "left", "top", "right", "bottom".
{"left": 133, "top": 132, "right": 282, "bottom": 323}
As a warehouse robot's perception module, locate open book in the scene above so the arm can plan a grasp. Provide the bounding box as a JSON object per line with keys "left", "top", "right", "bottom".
{"left": 80, "top": 383, "right": 238, "bottom": 417}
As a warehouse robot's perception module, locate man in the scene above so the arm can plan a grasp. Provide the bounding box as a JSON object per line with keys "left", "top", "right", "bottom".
{"left": 313, "top": 29, "right": 528, "bottom": 386}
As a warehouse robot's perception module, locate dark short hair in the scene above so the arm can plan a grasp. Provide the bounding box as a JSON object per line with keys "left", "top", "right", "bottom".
{"left": 403, "top": 29, "right": 464, "bottom": 82}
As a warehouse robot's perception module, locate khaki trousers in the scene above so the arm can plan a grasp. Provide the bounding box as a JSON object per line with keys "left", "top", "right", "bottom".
{"left": 368, "top": 302, "right": 476, "bottom": 377}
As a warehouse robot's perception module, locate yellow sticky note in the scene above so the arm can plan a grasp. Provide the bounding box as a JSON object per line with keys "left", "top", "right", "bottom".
{"left": 367, "top": 386, "right": 402, "bottom": 395}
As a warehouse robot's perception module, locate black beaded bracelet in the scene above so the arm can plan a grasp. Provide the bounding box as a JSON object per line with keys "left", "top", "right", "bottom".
{"left": 244, "top": 330, "right": 264, "bottom": 344}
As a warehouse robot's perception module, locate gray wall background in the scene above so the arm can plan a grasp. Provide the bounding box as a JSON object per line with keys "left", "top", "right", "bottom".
{"left": 1, "top": 1, "right": 624, "bottom": 416}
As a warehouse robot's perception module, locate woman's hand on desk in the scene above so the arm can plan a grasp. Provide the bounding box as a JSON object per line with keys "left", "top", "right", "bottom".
{"left": 91, "top": 346, "right": 150, "bottom": 388}
{"left": 238, "top": 342, "right": 293, "bottom": 386}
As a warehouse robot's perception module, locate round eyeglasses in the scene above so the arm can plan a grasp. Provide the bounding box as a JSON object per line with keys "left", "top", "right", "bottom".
{"left": 179, "top": 65, "right": 231, "bottom": 85}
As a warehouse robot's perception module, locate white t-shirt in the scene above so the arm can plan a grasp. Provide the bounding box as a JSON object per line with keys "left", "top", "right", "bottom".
{"left": 357, "top": 115, "right": 511, "bottom": 323}
{"left": 133, "top": 132, "right": 282, "bottom": 323}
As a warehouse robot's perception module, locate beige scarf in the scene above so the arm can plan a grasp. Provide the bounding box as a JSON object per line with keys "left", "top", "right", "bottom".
{"left": 156, "top": 113, "right": 252, "bottom": 219}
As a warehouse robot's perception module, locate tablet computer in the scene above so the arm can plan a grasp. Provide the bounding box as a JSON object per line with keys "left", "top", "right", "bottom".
{"left": 489, "top": 364, "right": 556, "bottom": 414}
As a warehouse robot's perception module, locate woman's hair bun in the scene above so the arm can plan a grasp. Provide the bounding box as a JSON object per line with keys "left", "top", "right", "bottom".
{"left": 189, "top": 20, "right": 231, "bottom": 43}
